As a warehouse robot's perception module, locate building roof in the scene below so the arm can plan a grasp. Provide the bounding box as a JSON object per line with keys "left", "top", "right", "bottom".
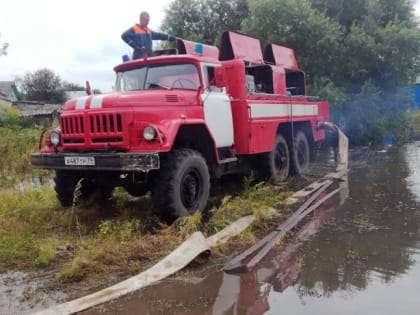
{"left": 0, "top": 81, "right": 21, "bottom": 101}
{"left": 0, "top": 81, "right": 14, "bottom": 98}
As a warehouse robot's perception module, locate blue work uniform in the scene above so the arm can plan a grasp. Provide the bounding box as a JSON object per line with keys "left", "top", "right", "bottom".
{"left": 121, "top": 24, "right": 176, "bottom": 59}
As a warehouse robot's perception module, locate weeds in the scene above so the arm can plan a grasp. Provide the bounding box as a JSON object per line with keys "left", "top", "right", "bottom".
{"left": 0, "top": 129, "right": 295, "bottom": 291}
{"left": 0, "top": 126, "right": 50, "bottom": 187}
{"left": 207, "top": 179, "right": 289, "bottom": 235}
{"left": 0, "top": 235, "right": 37, "bottom": 272}
{"left": 57, "top": 257, "right": 88, "bottom": 283}
{"left": 34, "top": 238, "right": 57, "bottom": 268}
{"left": 0, "top": 105, "right": 20, "bottom": 127}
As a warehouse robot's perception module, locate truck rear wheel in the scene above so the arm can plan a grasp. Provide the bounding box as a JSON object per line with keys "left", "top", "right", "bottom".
{"left": 291, "top": 130, "right": 310, "bottom": 175}
{"left": 153, "top": 149, "right": 210, "bottom": 224}
{"left": 256, "top": 133, "right": 290, "bottom": 182}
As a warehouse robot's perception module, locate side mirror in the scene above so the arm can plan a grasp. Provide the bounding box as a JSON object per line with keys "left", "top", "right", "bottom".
{"left": 214, "top": 67, "right": 227, "bottom": 88}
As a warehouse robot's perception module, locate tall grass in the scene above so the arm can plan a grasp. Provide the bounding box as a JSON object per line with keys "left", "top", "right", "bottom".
{"left": 0, "top": 175, "right": 290, "bottom": 283}
{"left": 0, "top": 106, "right": 50, "bottom": 187}
{"left": 0, "top": 106, "right": 294, "bottom": 286}
{"left": 0, "top": 127, "right": 42, "bottom": 184}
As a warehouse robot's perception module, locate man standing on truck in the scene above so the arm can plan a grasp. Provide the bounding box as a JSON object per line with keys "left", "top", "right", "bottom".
{"left": 121, "top": 11, "right": 176, "bottom": 59}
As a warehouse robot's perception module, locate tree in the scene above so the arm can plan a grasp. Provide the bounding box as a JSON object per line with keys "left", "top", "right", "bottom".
{"left": 21, "top": 68, "right": 67, "bottom": 104}
{"left": 162, "top": 0, "right": 420, "bottom": 144}
{"left": 0, "top": 33, "right": 8, "bottom": 56}
{"left": 162, "top": 0, "right": 249, "bottom": 45}
{"left": 242, "top": 0, "right": 420, "bottom": 144}
{"left": 309, "top": 0, "right": 420, "bottom": 144}
{"left": 242, "top": 0, "right": 343, "bottom": 84}
{"left": 62, "top": 81, "right": 85, "bottom": 91}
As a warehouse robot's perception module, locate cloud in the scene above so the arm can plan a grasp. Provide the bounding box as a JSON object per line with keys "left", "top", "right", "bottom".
{"left": 1, "top": 0, "right": 419, "bottom": 93}
{"left": 0, "top": 0, "right": 172, "bottom": 92}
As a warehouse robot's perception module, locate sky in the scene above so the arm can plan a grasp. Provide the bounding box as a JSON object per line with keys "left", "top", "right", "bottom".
{"left": 1, "top": 0, "right": 419, "bottom": 93}
{"left": 0, "top": 0, "right": 173, "bottom": 92}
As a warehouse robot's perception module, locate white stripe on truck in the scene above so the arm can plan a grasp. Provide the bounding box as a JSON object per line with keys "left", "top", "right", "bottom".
{"left": 74, "top": 95, "right": 104, "bottom": 110}
{"left": 249, "top": 103, "right": 318, "bottom": 118}
{"left": 90, "top": 95, "right": 104, "bottom": 109}
{"left": 75, "top": 96, "right": 89, "bottom": 110}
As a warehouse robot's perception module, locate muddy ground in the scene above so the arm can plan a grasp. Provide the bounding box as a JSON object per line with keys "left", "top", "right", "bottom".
{"left": 0, "top": 148, "right": 338, "bottom": 315}
{"left": 79, "top": 142, "right": 420, "bottom": 315}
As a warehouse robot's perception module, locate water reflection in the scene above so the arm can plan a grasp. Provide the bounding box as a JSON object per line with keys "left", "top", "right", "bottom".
{"left": 205, "top": 176, "right": 347, "bottom": 315}
{"left": 83, "top": 143, "right": 420, "bottom": 315}
{"left": 264, "top": 143, "right": 420, "bottom": 314}
{"left": 405, "top": 141, "right": 420, "bottom": 203}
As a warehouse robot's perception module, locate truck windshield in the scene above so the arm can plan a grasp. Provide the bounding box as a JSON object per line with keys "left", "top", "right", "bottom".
{"left": 115, "top": 63, "right": 200, "bottom": 92}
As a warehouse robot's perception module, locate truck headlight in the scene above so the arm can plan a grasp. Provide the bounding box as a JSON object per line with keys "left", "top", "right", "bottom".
{"left": 143, "top": 126, "right": 157, "bottom": 141}
{"left": 50, "top": 131, "right": 61, "bottom": 146}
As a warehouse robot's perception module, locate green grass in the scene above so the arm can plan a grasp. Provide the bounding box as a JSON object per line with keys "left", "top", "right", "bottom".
{"left": 0, "top": 235, "right": 37, "bottom": 272}
{"left": 0, "top": 174, "right": 292, "bottom": 285}
{"left": 0, "top": 126, "right": 50, "bottom": 187}
{"left": 34, "top": 238, "right": 58, "bottom": 268}
{"left": 0, "top": 125, "right": 297, "bottom": 287}
{"left": 0, "top": 104, "right": 19, "bottom": 126}
{"left": 57, "top": 257, "right": 88, "bottom": 283}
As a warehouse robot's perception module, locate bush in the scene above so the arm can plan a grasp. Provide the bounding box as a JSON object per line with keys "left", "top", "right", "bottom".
{"left": 0, "top": 126, "right": 45, "bottom": 186}
{"left": 332, "top": 82, "right": 411, "bottom": 145}
{"left": 0, "top": 105, "right": 20, "bottom": 128}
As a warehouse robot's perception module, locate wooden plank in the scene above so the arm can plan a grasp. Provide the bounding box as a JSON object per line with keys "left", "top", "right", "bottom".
{"left": 245, "top": 187, "right": 342, "bottom": 271}
{"left": 224, "top": 181, "right": 335, "bottom": 273}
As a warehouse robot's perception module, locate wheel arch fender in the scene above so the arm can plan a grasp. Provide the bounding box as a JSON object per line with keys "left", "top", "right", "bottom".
{"left": 172, "top": 123, "right": 219, "bottom": 176}
{"left": 277, "top": 121, "right": 314, "bottom": 149}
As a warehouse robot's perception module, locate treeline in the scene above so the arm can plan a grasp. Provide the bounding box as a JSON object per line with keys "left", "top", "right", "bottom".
{"left": 17, "top": 68, "right": 100, "bottom": 104}
{"left": 162, "top": 0, "right": 420, "bottom": 144}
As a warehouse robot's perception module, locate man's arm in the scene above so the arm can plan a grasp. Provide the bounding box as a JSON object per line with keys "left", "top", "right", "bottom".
{"left": 121, "top": 27, "right": 139, "bottom": 49}
{"left": 151, "top": 31, "right": 176, "bottom": 42}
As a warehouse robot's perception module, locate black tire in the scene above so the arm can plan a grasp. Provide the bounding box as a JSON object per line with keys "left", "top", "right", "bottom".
{"left": 153, "top": 149, "right": 210, "bottom": 224}
{"left": 54, "top": 171, "right": 113, "bottom": 207}
{"left": 255, "top": 133, "right": 290, "bottom": 182}
{"left": 290, "top": 130, "right": 310, "bottom": 175}
{"left": 79, "top": 176, "right": 114, "bottom": 206}
{"left": 54, "top": 170, "right": 80, "bottom": 207}
{"left": 124, "top": 183, "right": 149, "bottom": 197}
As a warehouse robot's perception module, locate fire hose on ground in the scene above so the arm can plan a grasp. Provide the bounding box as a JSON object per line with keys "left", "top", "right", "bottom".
{"left": 33, "top": 124, "right": 348, "bottom": 315}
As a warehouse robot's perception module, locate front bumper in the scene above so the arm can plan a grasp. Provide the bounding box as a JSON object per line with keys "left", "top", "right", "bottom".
{"left": 31, "top": 152, "right": 160, "bottom": 172}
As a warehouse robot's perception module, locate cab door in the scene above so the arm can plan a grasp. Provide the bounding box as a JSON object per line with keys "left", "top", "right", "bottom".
{"left": 201, "top": 64, "right": 234, "bottom": 148}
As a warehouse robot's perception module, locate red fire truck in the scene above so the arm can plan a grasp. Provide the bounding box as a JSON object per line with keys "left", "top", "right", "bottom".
{"left": 31, "top": 31, "right": 330, "bottom": 223}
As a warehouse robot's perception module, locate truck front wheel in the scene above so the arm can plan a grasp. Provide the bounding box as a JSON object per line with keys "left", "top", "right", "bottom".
{"left": 54, "top": 171, "right": 113, "bottom": 207}
{"left": 54, "top": 170, "right": 80, "bottom": 207}
{"left": 153, "top": 149, "right": 210, "bottom": 224}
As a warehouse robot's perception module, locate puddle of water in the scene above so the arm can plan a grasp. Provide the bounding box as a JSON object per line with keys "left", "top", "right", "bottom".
{"left": 0, "top": 270, "right": 68, "bottom": 314}
{"left": 406, "top": 142, "right": 420, "bottom": 203}
{"left": 80, "top": 142, "right": 420, "bottom": 314}
{"left": 14, "top": 176, "right": 54, "bottom": 191}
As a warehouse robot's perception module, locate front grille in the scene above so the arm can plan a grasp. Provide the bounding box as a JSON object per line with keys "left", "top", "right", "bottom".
{"left": 89, "top": 113, "right": 123, "bottom": 133}
{"left": 61, "top": 113, "right": 125, "bottom": 146}
{"left": 62, "top": 115, "right": 84, "bottom": 134}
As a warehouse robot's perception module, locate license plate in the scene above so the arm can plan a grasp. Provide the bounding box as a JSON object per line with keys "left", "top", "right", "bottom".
{"left": 64, "top": 156, "right": 95, "bottom": 166}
